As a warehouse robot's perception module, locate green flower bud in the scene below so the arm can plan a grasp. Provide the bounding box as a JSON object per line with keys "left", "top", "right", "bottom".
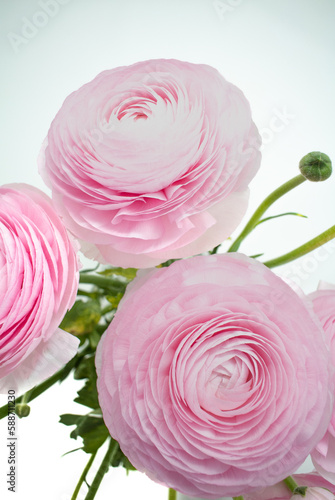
{"left": 299, "top": 151, "right": 332, "bottom": 182}
{"left": 15, "top": 404, "right": 30, "bottom": 418}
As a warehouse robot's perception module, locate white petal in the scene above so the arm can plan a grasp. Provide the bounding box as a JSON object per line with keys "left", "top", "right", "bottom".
{"left": 0, "top": 328, "right": 79, "bottom": 395}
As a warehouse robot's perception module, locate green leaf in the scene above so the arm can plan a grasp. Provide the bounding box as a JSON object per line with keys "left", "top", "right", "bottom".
{"left": 111, "top": 446, "right": 136, "bottom": 472}
{"left": 99, "top": 267, "right": 137, "bottom": 280}
{"left": 106, "top": 292, "right": 124, "bottom": 309}
{"left": 60, "top": 300, "right": 101, "bottom": 335}
{"left": 74, "top": 354, "right": 96, "bottom": 380}
{"left": 60, "top": 413, "right": 109, "bottom": 454}
{"left": 255, "top": 212, "right": 307, "bottom": 227}
{"left": 60, "top": 413, "right": 136, "bottom": 470}
{"left": 73, "top": 354, "right": 100, "bottom": 410}
{"left": 81, "top": 421, "right": 109, "bottom": 454}
{"left": 88, "top": 330, "right": 101, "bottom": 350}
{"left": 59, "top": 413, "right": 83, "bottom": 426}
{"left": 61, "top": 447, "right": 83, "bottom": 457}
{"left": 75, "top": 378, "right": 99, "bottom": 410}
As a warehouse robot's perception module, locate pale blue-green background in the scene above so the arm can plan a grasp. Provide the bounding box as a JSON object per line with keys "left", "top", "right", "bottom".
{"left": 0, "top": 1, "right": 335, "bottom": 499}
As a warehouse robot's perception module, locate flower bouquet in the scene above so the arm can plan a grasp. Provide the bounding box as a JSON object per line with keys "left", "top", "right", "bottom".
{"left": 1, "top": 59, "right": 335, "bottom": 500}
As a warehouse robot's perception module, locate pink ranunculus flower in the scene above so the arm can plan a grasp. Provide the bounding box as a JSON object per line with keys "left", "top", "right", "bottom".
{"left": 245, "top": 472, "right": 335, "bottom": 500}
{"left": 0, "top": 184, "right": 80, "bottom": 394}
{"left": 310, "top": 284, "right": 335, "bottom": 484}
{"left": 96, "top": 254, "right": 333, "bottom": 499}
{"left": 39, "top": 59, "right": 261, "bottom": 268}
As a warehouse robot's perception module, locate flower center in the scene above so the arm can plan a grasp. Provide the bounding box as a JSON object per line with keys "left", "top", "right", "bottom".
{"left": 133, "top": 112, "right": 148, "bottom": 121}
{"left": 195, "top": 354, "right": 254, "bottom": 414}
{"left": 208, "top": 357, "right": 251, "bottom": 400}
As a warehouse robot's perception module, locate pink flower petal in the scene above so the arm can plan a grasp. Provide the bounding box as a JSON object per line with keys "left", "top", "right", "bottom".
{"left": 0, "top": 328, "right": 79, "bottom": 394}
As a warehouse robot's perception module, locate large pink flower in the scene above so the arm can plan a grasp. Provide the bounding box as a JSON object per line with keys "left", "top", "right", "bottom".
{"left": 39, "top": 59, "right": 261, "bottom": 268}
{"left": 96, "top": 254, "right": 333, "bottom": 498}
{"left": 310, "top": 284, "right": 335, "bottom": 484}
{"left": 0, "top": 184, "right": 79, "bottom": 394}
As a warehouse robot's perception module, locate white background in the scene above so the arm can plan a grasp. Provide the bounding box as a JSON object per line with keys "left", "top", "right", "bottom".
{"left": 0, "top": 1, "right": 335, "bottom": 499}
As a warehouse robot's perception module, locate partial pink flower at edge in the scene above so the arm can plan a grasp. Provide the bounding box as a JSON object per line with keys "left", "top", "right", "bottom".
{"left": 0, "top": 184, "right": 80, "bottom": 394}
{"left": 310, "top": 283, "right": 335, "bottom": 484}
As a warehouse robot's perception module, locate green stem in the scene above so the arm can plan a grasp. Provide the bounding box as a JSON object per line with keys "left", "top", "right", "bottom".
{"left": 79, "top": 274, "right": 126, "bottom": 292}
{"left": 283, "top": 476, "right": 299, "bottom": 492}
{"left": 77, "top": 289, "right": 98, "bottom": 298}
{"left": 263, "top": 224, "right": 335, "bottom": 268}
{"left": 233, "top": 496, "right": 244, "bottom": 500}
{"left": 168, "top": 488, "right": 177, "bottom": 500}
{"left": 71, "top": 451, "right": 97, "bottom": 500}
{"left": 0, "top": 353, "right": 79, "bottom": 419}
{"left": 84, "top": 439, "right": 119, "bottom": 500}
{"left": 228, "top": 174, "right": 306, "bottom": 252}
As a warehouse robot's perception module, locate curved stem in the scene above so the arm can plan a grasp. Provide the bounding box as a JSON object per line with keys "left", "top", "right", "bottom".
{"left": 283, "top": 476, "right": 299, "bottom": 492}
{"left": 71, "top": 452, "right": 97, "bottom": 500}
{"left": 84, "top": 439, "right": 119, "bottom": 500}
{"left": 168, "top": 488, "right": 177, "bottom": 500}
{"left": 228, "top": 174, "right": 306, "bottom": 253}
{"left": 263, "top": 224, "right": 335, "bottom": 268}
{"left": 77, "top": 289, "right": 98, "bottom": 298}
{"left": 210, "top": 244, "right": 221, "bottom": 255}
